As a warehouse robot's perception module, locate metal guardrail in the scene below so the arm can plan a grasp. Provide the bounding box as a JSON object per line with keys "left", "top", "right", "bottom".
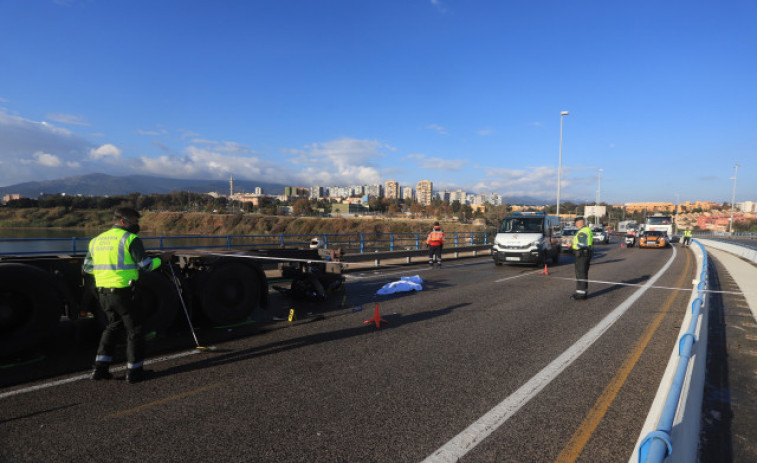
{"left": 694, "top": 231, "right": 757, "bottom": 240}
{"left": 0, "top": 231, "right": 491, "bottom": 257}
{"left": 695, "top": 238, "right": 757, "bottom": 265}
{"left": 637, "top": 239, "right": 709, "bottom": 462}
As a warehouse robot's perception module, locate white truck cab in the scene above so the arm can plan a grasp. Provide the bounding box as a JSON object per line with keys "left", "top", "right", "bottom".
{"left": 491, "top": 212, "right": 561, "bottom": 266}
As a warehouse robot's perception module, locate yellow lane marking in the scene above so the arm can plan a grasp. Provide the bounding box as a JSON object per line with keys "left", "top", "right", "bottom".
{"left": 106, "top": 383, "right": 223, "bottom": 419}
{"left": 553, "top": 250, "right": 691, "bottom": 463}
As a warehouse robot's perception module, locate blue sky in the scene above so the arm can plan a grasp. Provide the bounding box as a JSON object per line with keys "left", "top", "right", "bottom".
{"left": 1, "top": 0, "right": 755, "bottom": 204}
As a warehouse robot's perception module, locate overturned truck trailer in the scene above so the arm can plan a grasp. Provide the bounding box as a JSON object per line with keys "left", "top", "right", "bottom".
{"left": 0, "top": 248, "right": 342, "bottom": 358}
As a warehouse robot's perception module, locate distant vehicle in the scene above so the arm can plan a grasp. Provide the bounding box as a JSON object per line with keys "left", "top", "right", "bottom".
{"left": 491, "top": 212, "right": 561, "bottom": 266}
{"left": 643, "top": 214, "right": 674, "bottom": 237}
{"left": 617, "top": 220, "right": 639, "bottom": 233}
{"left": 560, "top": 228, "right": 578, "bottom": 251}
{"left": 639, "top": 230, "right": 669, "bottom": 248}
{"left": 591, "top": 225, "right": 611, "bottom": 244}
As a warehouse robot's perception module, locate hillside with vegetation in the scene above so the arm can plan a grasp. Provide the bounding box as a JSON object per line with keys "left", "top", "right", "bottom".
{"left": 0, "top": 208, "right": 488, "bottom": 236}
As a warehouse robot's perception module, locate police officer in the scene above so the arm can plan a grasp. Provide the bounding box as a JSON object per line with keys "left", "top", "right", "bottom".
{"left": 571, "top": 217, "right": 594, "bottom": 300}
{"left": 682, "top": 229, "right": 693, "bottom": 247}
{"left": 83, "top": 207, "right": 171, "bottom": 383}
{"left": 426, "top": 221, "right": 445, "bottom": 267}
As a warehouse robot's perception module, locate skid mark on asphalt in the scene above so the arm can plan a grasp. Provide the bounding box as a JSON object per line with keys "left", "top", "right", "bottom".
{"left": 421, "top": 247, "right": 678, "bottom": 463}
{"left": 106, "top": 382, "right": 223, "bottom": 419}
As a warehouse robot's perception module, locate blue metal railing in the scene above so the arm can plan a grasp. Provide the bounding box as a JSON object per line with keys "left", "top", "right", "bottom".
{"left": 637, "top": 239, "right": 709, "bottom": 462}
{"left": 0, "top": 231, "right": 490, "bottom": 257}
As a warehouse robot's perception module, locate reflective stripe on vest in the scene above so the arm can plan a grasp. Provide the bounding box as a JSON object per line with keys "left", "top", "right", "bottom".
{"left": 427, "top": 230, "right": 445, "bottom": 245}
{"left": 89, "top": 228, "right": 139, "bottom": 288}
{"left": 572, "top": 226, "right": 594, "bottom": 250}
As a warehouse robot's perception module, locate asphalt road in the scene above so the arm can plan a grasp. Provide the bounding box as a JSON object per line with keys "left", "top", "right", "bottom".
{"left": 0, "top": 241, "right": 698, "bottom": 463}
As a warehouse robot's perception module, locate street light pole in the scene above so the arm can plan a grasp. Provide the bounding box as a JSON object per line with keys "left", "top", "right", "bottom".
{"left": 595, "top": 168, "right": 603, "bottom": 225}
{"left": 556, "top": 111, "right": 569, "bottom": 220}
{"left": 729, "top": 163, "right": 740, "bottom": 234}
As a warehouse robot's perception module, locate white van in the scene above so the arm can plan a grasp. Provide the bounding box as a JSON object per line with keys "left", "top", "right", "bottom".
{"left": 491, "top": 212, "right": 562, "bottom": 266}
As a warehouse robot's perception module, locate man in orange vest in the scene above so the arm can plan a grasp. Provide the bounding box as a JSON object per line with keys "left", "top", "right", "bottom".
{"left": 426, "top": 221, "right": 445, "bottom": 268}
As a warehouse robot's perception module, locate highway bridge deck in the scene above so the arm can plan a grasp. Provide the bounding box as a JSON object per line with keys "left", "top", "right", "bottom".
{"left": 1, "top": 240, "right": 754, "bottom": 462}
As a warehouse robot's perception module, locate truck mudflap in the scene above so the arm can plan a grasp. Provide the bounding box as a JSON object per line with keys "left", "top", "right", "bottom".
{"left": 0, "top": 263, "right": 64, "bottom": 358}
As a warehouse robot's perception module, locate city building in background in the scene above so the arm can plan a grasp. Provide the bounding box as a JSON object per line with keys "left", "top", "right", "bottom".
{"left": 738, "top": 201, "right": 756, "bottom": 213}
{"left": 385, "top": 181, "right": 400, "bottom": 200}
{"left": 624, "top": 202, "right": 676, "bottom": 213}
{"left": 584, "top": 205, "right": 607, "bottom": 219}
{"left": 416, "top": 180, "right": 433, "bottom": 205}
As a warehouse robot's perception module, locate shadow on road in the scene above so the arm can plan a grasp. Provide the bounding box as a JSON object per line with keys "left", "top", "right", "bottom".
{"left": 154, "top": 302, "right": 471, "bottom": 379}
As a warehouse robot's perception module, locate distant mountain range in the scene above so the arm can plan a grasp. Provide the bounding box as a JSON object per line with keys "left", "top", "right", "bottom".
{"left": 0, "top": 173, "right": 287, "bottom": 197}
{"left": 0, "top": 173, "right": 557, "bottom": 205}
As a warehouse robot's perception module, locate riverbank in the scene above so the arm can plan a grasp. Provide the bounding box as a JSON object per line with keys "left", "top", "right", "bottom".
{"left": 0, "top": 208, "right": 486, "bottom": 236}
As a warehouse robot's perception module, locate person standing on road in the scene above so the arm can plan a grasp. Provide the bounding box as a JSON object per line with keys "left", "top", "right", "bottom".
{"left": 571, "top": 217, "right": 594, "bottom": 300}
{"left": 426, "top": 221, "right": 445, "bottom": 268}
{"left": 83, "top": 207, "right": 171, "bottom": 383}
{"left": 682, "top": 229, "right": 693, "bottom": 247}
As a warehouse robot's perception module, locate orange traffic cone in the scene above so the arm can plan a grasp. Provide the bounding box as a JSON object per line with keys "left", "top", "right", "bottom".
{"left": 539, "top": 264, "right": 549, "bottom": 276}
{"left": 364, "top": 303, "right": 387, "bottom": 328}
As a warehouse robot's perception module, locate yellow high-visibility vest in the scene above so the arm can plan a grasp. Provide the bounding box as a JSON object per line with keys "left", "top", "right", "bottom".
{"left": 572, "top": 226, "right": 594, "bottom": 250}
{"left": 88, "top": 228, "right": 159, "bottom": 288}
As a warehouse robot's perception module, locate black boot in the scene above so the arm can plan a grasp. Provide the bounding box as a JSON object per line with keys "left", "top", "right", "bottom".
{"left": 126, "top": 367, "right": 146, "bottom": 384}
{"left": 90, "top": 363, "right": 113, "bottom": 381}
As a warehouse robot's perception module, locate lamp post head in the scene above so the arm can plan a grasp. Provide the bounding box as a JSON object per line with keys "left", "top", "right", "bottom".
{"left": 560, "top": 111, "right": 569, "bottom": 116}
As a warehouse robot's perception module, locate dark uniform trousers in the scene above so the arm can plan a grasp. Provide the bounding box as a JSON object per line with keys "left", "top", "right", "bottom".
{"left": 96, "top": 287, "right": 144, "bottom": 366}
{"left": 429, "top": 245, "right": 442, "bottom": 264}
{"left": 574, "top": 249, "right": 592, "bottom": 297}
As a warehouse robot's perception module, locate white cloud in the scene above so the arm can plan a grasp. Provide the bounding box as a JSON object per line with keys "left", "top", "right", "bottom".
{"left": 34, "top": 151, "right": 62, "bottom": 167}
{"left": 19, "top": 151, "right": 63, "bottom": 167}
{"left": 137, "top": 128, "right": 168, "bottom": 136}
{"left": 406, "top": 153, "right": 468, "bottom": 171}
{"left": 0, "top": 111, "right": 94, "bottom": 185}
{"left": 45, "top": 113, "right": 90, "bottom": 127}
{"left": 134, "top": 142, "right": 282, "bottom": 182}
{"left": 89, "top": 144, "right": 122, "bottom": 159}
{"left": 286, "top": 137, "right": 388, "bottom": 185}
{"left": 430, "top": 0, "right": 448, "bottom": 13}
{"left": 476, "top": 127, "right": 494, "bottom": 136}
{"left": 191, "top": 139, "right": 256, "bottom": 155}
{"left": 472, "top": 166, "right": 558, "bottom": 198}
{"left": 426, "top": 123, "right": 448, "bottom": 135}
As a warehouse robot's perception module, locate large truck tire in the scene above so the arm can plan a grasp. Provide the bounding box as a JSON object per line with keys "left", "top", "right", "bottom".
{"left": 0, "top": 263, "right": 63, "bottom": 358}
{"left": 138, "top": 271, "right": 180, "bottom": 333}
{"left": 88, "top": 271, "right": 180, "bottom": 334}
{"left": 198, "top": 262, "right": 259, "bottom": 325}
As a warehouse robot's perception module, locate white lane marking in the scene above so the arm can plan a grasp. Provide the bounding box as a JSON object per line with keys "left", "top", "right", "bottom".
{"left": 0, "top": 349, "right": 204, "bottom": 400}
{"left": 421, "top": 247, "right": 678, "bottom": 463}
{"left": 547, "top": 275, "right": 743, "bottom": 295}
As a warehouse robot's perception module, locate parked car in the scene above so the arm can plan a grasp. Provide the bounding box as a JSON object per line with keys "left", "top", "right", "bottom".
{"left": 639, "top": 230, "right": 668, "bottom": 248}
{"left": 591, "top": 225, "right": 611, "bottom": 244}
